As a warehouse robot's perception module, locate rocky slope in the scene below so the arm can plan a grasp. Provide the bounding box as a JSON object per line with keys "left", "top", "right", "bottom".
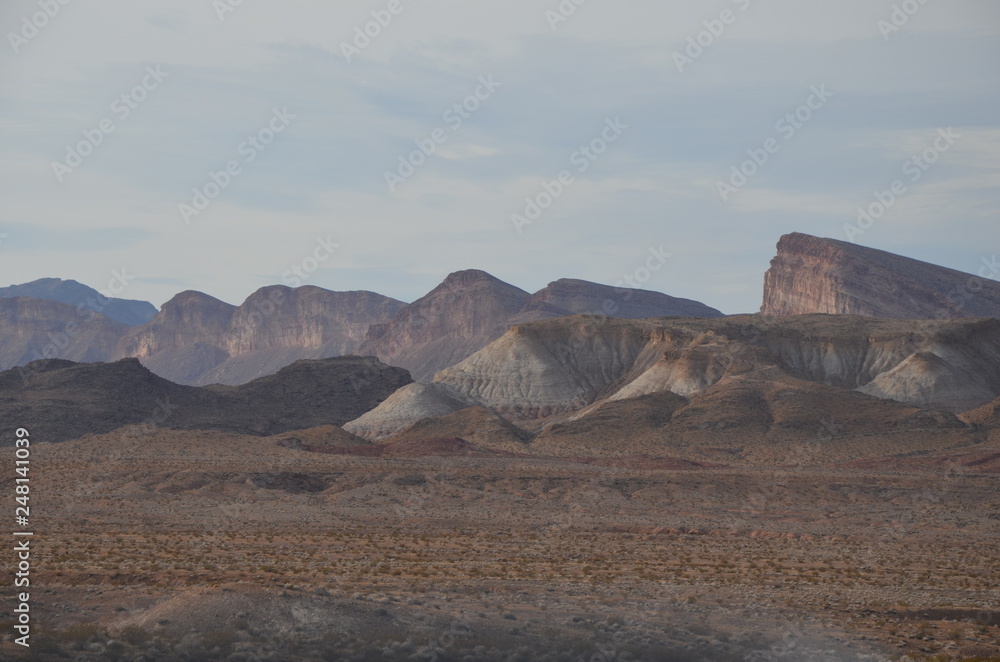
{"left": 343, "top": 382, "right": 480, "bottom": 440}
{"left": 531, "top": 367, "right": 972, "bottom": 462}
{"left": 363, "top": 271, "right": 726, "bottom": 382}
{"left": 428, "top": 314, "right": 1000, "bottom": 421}
{"left": 0, "top": 355, "right": 410, "bottom": 443}
{"left": 761, "top": 232, "right": 1000, "bottom": 318}
{"left": 515, "top": 278, "right": 724, "bottom": 322}
{"left": 360, "top": 270, "right": 534, "bottom": 382}
{"left": 0, "top": 277, "right": 157, "bottom": 325}
{"left": 382, "top": 405, "right": 533, "bottom": 454}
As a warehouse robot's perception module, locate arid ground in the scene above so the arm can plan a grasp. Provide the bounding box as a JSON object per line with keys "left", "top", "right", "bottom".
{"left": 3, "top": 427, "right": 999, "bottom": 661}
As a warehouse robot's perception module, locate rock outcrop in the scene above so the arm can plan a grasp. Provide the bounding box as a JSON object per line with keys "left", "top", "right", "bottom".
{"left": 343, "top": 382, "right": 480, "bottom": 440}
{"left": 117, "top": 288, "right": 405, "bottom": 385}
{"left": 361, "top": 270, "right": 534, "bottom": 382}
{"left": 194, "top": 286, "right": 405, "bottom": 385}
{"left": 531, "top": 366, "right": 972, "bottom": 462}
{"left": 761, "top": 232, "right": 1000, "bottom": 319}
{"left": 363, "top": 271, "right": 727, "bottom": 382}
{"left": 430, "top": 314, "right": 1000, "bottom": 419}
{"left": 0, "top": 297, "right": 125, "bottom": 371}
{"left": 118, "top": 291, "right": 237, "bottom": 383}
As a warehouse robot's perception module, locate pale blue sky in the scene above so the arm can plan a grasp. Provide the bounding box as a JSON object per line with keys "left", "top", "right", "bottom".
{"left": 2, "top": 0, "right": 998, "bottom": 313}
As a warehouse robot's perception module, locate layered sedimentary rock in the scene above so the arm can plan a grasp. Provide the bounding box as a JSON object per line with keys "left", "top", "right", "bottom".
{"left": 531, "top": 366, "right": 971, "bottom": 461}
{"left": 0, "top": 297, "right": 125, "bottom": 370}
{"left": 0, "top": 272, "right": 723, "bottom": 385}
{"left": 116, "top": 288, "right": 405, "bottom": 385}
{"left": 343, "top": 382, "right": 480, "bottom": 440}
{"left": 761, "top": 232, "right": 1000, "bottom": 319}
{"left": 197, "top": 286, "right": 405, "bottom": 385}
{"left": 431, "top": 314, "right": 1000, "bottom": 419}
{"left": 362, "top": 271, "right": 727, "bottom": 382}
{"left": 118, "top": 290, "right": 239, "bottom": 384}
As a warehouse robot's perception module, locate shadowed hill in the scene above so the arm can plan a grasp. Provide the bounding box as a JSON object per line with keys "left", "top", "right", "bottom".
{"left": 0, "top": 355, "right": 411, "bottom": 444}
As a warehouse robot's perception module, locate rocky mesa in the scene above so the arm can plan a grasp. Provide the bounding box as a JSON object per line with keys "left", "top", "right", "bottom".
{"left": 761, "top": 232, "right": 1000, "bottom": 319}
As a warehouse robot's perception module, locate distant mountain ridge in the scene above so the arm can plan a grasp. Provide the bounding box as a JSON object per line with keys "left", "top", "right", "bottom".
{"left": 361, "top": 270, "right": 725, "bottom": 381}
{"left": 0, "top": 277, "right": 157, "bottom": 325}
{"left": 9, "top": 234, "right": 995, "bottom": 390}
{"left": 0, "top": 271, "right": 723, "bottom": 385}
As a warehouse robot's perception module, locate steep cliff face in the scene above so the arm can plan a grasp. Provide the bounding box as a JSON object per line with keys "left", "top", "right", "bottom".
{"left": 224, "top": 286, "right": 404, "bottom": 356}
{"left": 115, "top": 291, "right": 237, "bottom": 384}
{"left": 120, "top": 290, "right": 237, "bottom": 359}
{"left": 114, "top": 287, "right": 405, "bottom": 386}
{"left": 760, "top": 233, "right": 1000, "bottom": 319}
{"left": 192, "top": 286, "right": 405, "bottom": 385}
{"left": 0, "top": 297, "right": 125, "bottom": 370}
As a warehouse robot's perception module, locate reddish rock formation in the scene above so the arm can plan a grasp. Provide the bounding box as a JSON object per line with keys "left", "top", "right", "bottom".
{"left": 0, "top": 297, "right": 125, "bottom": 370}
{"left": 361, "top": 270, "right": 533, "bottom": 382}
{"left": 760, "top": 232, "right": 1000, "bottom": 319}
{"left": 364, "top": 271, "right": 726, "bottom": 382}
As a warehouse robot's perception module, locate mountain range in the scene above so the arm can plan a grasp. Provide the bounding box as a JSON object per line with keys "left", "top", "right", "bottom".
{"left": 0, "top": 277, "right": 157, "bottom": 325}
{"left": 2, "top": 232, "right": 997, "bottom": 394}
{"left": 0, "top": 271, "right": 723, "bottom": 385}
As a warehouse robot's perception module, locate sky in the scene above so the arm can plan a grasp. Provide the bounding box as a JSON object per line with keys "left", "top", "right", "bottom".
{"left": 1, "top": 0, "right": 998, "bottom": 314}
